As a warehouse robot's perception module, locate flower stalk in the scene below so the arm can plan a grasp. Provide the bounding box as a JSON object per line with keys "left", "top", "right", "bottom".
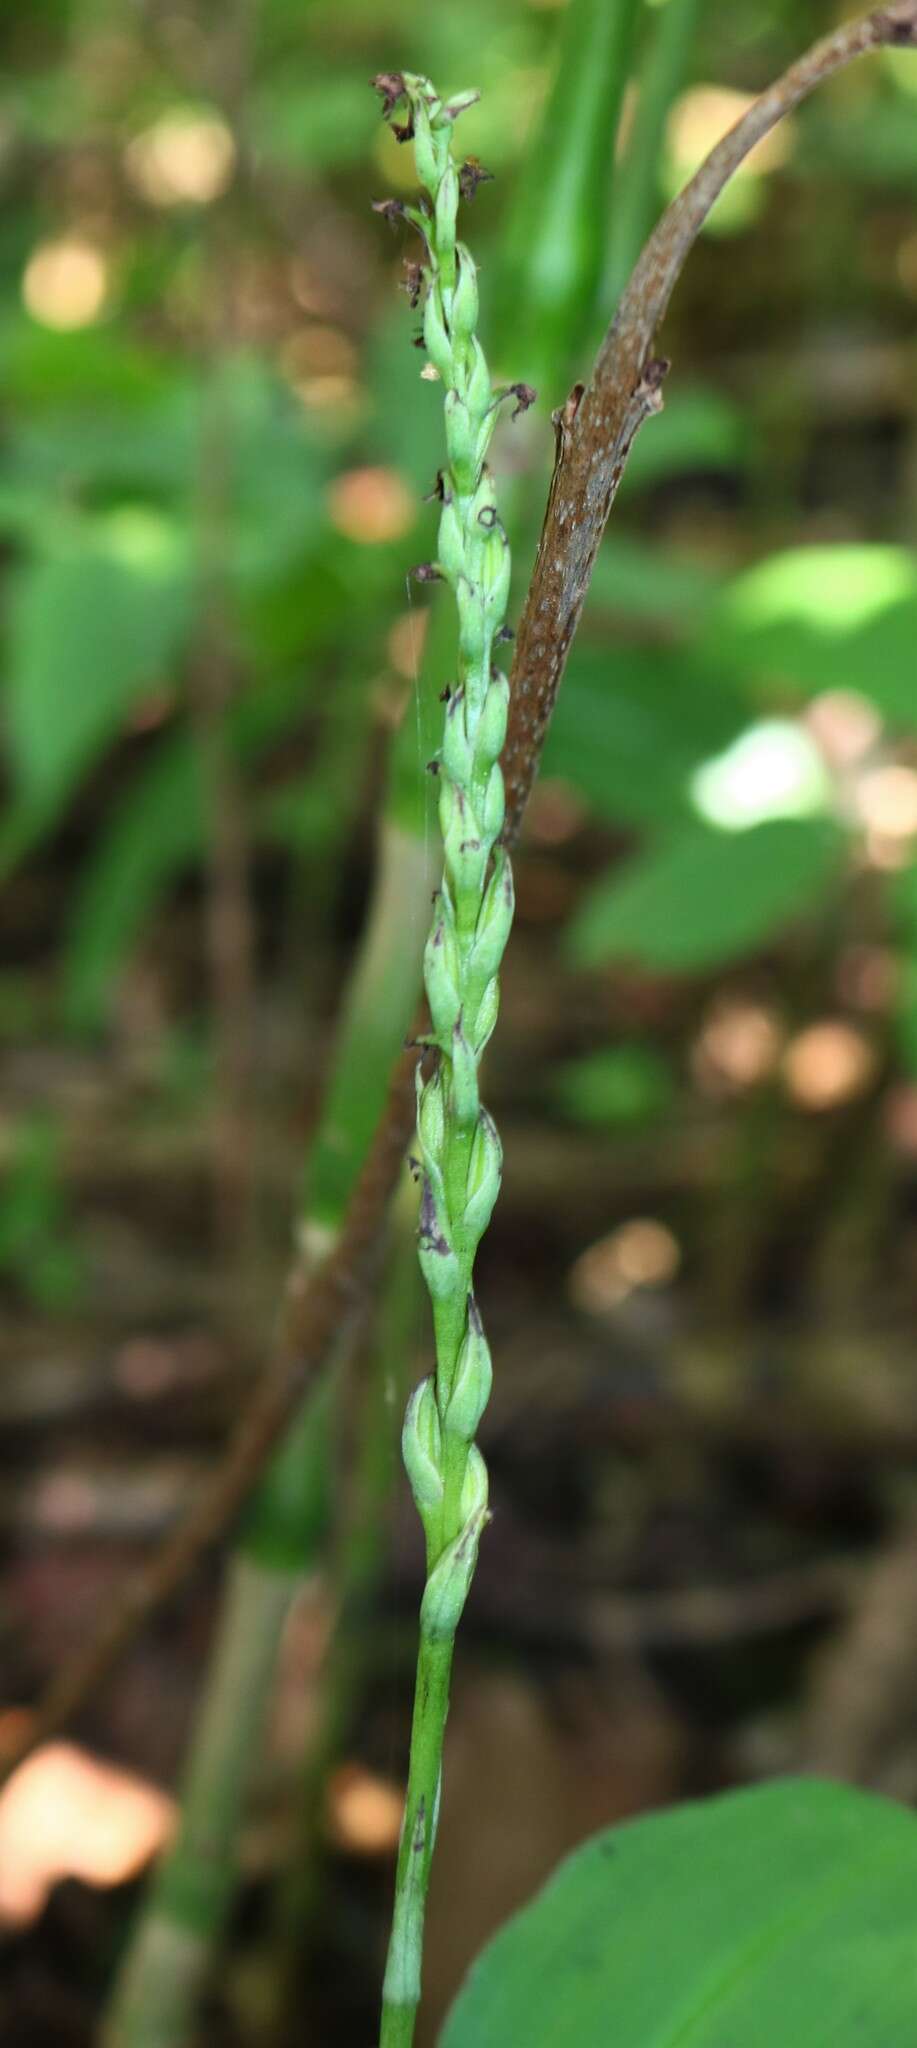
{"left": 372, "top": 72, "right": 527, "bottom": 2046}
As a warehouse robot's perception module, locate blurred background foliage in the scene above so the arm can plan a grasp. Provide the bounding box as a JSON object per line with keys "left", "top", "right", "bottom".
{"left": 3, "top": 0, "right": 917, "bottom": 2042}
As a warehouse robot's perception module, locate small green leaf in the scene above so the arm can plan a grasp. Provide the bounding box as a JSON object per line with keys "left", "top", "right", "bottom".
{"left": 706, "top": 544, "right": 917, "bottom": 727}
{"left": 568, "top": 817, "right": 842, "bottom": 973}
{"left": 441, "top": 1777, "right": 917, "bottom": 2048}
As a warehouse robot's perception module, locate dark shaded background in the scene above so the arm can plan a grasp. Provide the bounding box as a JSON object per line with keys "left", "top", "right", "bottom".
{"left": 2, "top": 0, "right": 917, "bottom": 2041}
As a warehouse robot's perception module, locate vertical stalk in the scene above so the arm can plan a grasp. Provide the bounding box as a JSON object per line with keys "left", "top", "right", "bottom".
{"left": 371, "top": 74, "right": 527, "bottom": 2047}
{"left": 604, "top": 0, "right": 702, "bottom": 315}
{"left": 491, "top": 0, "right": 642, "bottom": 398}
{"left": 101, "top": 1559, "right": 297, "bottom": 2048}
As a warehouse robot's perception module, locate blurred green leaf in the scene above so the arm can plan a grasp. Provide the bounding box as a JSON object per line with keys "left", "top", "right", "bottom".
{"left": 554, "top": 1044, "right": 673, "bottom": 1127}
{"left": 621, "top": 385, "right": 750, "bottom": 493}
{"left": 5, "top": 516, "right": 191, "bottom": 803}
{"left": 441, "top": 1778, "right": 917, "bottom": 2048}
{"left": 567, "top": 817, "right": 842, "bottom": 973}
{"left": 587, "top": 535, "right": 721, "bottom": 626}
{"left": 705, "top": 545, "right": 917, "bottom": 726}
{"left": 63, "top": 733, "right": 201, "bottom": 1032}
{"left": 542, "top": 644, "right": 745, "bottom": 827}
{"left": 0, "top": 1112, "right": 84, "bottom": 1309}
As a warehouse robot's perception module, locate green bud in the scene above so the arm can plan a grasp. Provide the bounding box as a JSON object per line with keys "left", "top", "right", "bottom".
{"left": 468, "top": 851, "right": 514, "bottom": 990}
{"left": 475, "top": 672, "right": 509, "bottom": 763}
{"left": 434, "top": 162, "right": 459, "bottom": 273}
{"left": 463, "top": 337, "right": 492, "bottom": 425}
{"left": 420, "top": 1503, "right": 487, "bottom": 1642}
{"left": 423, "top": 912, "right": 461, "bottom": 1039}
{"left": 449, "top": 1018, "right": 479, "bottom": 1127}
{"left": 461, "top": 1107, "right": 502, "bottom": 1245}
{"left": 436, "top": 497, "right": 466, "bottom": 585}
{"left": 423, "top": 286, "right": 453, "bottom": 383}
{"left": 470, "top": 972, "right": 499, "bottom": 1054}
{"left": 444, "top": 393, "right": 478, "bottom": 493}
{"left": 402, "top": 1376, "right": 443, "bottom": 1523}
{"left": 441, "top": 689, "right": 473, "bottom": 787}
{"left": 410, "top": 94, "right": 439, "bottom": 197}
{"left": 445, "top": 1300, "right": 493, "bottom": 1441}
{"left": 417, "top": 1064, "right": 445, "bottom": 1161}
{"left": 460, "top": 1443, "right": 489, "bottom": 1522}
{"left": 418, "top": 1173, "right": 461, "bottom": 1301}
{"left": 450, "top": 246, "right": 479, "bottom": 361}
{"left": 481, "top": 522, "right": 511, "bottom": 623}
{"left": 456, "top": 575, "right": 487, "bottom": 667}
{"left": 416, "top": 1068, "right": 450, "bottom": 1222}
{"left": 480, "top": 759, "right": 505, "bottom": 842}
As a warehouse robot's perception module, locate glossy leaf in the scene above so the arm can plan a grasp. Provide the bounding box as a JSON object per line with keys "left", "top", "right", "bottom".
{"left": 442, "top": 1777, "right": 917, "bottom": 2048}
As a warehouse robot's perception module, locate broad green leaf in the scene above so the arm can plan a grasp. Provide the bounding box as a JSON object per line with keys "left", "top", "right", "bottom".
{"left": 441, "top": 1777, "right": 917, "bottom": 2048}
{"left": 542, "top": 646, "right": 746, "bottom": 827}
{"left": 587, "top": 536, "right": 720, "bottom": 626}
{"left": 706, "top": 545, "right": 917, "bottom": 727}
{"left": 5, "top": 517, "right": 191, "bottom": 803}
{"left": 568, "top": 817, "right": 842, "bottom": 972}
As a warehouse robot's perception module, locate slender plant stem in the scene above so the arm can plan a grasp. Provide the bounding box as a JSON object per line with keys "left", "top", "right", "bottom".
{"left": 604, "top": 0, "right": 702, "bottom": 315}
{"left": 371, "top": 72, "right": 533, "bottom": 2045}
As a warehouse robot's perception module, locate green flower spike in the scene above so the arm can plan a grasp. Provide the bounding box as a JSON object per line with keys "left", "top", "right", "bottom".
{"left": 372, "top": 70, "right": 532, "bottom": 2048}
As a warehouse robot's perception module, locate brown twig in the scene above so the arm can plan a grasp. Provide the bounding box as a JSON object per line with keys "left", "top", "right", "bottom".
{"left": 502, "top": 0, "right": 917, "bottom": 842}
{"left": 6, "top": 0, "right": 916, "bottom": 1784}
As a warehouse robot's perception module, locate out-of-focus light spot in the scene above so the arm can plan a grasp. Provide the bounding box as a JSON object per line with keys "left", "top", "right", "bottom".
{"left": 289, "top": 257, "right": 337, "bottom": 318}
{"left": 328, "top": 467, "right": 415, "bottom": 545}
{"left": 23, "top": 238, "right": 109, "bottom": 330}
{"left": 124, "top": 109, "right": 235, "bottom": 207}
{"left": 0, "top": 1740, "right": 174, "bottom": 1926}
{"left": 420, "top": 362, "right": 441, "bottom": 382}
{"left": 863, "top": 828, "right": 912, "bottom": 872}
{"left": 782, "top": 1020, "right": 876, "bottom": 1112}
{"left": 837, "top": 944, "right": 898, "bottom": 1014}
{"left": 281, "top": 326, "right": 361, "bottom": 414}
{"left": 693, "top": 997, "right": 782, "bottom": 1095}
{"left": 691, "top": 720, "right": 829, "bottom": 831}
{"left": 805, "top": 689, "right": 882, "bottom": 770}
{"left": 569, "top": 1219, "right": 680, "bottom": 1315}
{"left": 326, "top": 1763, "right": 403, "bottom": 1856}
{"left": 855, "top": 764, "right": 917, "bottom": 841}
{"left": 30, "top": 1471, "right": 97, "bottom": 1535}
{"left": 526, "top": 779, "right": 587, "bottom": 847}
{"left": 387, "top": 607, "right": 428, "bottom": 679}
{"left": 668, "top": 87, "right": 793, "bottom": 181}
{"left": 282, "top": 326, "right": 357, "bottom": 381}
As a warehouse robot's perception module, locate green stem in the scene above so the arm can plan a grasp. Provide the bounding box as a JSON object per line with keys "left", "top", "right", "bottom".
{"left": 380, "top": 1635, "right": 454, "bottom": 2048}
{"left": 102, "top": 1558, "right": 297, "bottom": 2048}
{"left": 604, "top": 0, "right": 702, "bottom": 316}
